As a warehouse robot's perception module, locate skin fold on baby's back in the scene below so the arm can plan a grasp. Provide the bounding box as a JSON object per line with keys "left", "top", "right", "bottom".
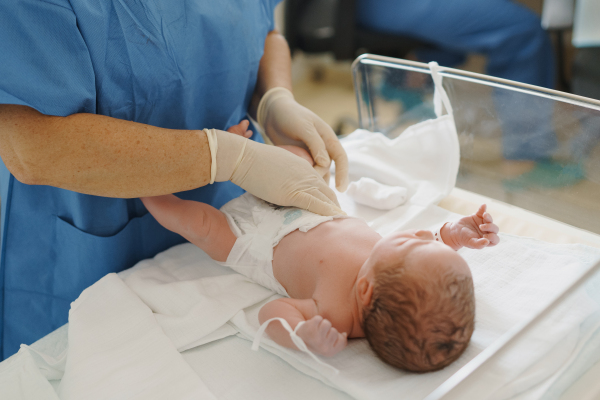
{"left": 272, "top": 217, "right": 381, "bottom": 326}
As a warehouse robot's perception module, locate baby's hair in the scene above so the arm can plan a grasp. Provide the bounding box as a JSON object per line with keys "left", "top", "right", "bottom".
{"left": 363, "top": 260, "right": 475, "bottom": 372}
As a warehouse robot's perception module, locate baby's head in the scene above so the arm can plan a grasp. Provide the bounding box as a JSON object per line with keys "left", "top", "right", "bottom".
{"left": 358, "top": 230, "right": 475, "bottom": 372}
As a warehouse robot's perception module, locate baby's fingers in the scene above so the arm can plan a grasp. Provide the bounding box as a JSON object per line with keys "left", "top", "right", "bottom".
{"left": 483, "top": 212, "right": 494, "bottom": 224}
{"left": 479, "top": 222, "right": 499, "bottom": 234}
{"left": 324, "top": 327, "right": 340, "bottom": 347}
{"left": 318, "top": 318, "right": 333, "bottom": 339}
{"left": 467, "top": 237, "right": 489, "bottom": 249}
{"left": 475, "top": 204, "right": 487, "bottom": 218}
{"left": 484, "top": 233, "right": 500, "bottom": 246}
{"left": 323, "top": 330, "right": 347, "bottom": 357}
{"left": 332, "top": 332, "right": 348, "bottom": 353}
{"left": 226, "top": 120, "right": 253, "bottom": 138}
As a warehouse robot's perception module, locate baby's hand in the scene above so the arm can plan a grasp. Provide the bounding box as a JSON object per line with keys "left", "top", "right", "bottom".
{"left": 295, "top": 315, "right": 347, "bottom": 357}
{"left": 446, "top": 204, "right": 500, "bottom": 250}
{"left": 226, "top": 120, "right": 253, "bottom": 138}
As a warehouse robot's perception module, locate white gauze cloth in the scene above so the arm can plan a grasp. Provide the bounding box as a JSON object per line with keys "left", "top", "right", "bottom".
{"left": 346, "top": 177, "right": 407, "bottom": 210}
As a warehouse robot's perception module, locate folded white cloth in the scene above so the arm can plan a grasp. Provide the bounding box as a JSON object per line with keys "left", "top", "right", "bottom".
{"left": 340, "top": 123, "right": 459, "bottom": 207}
{"left": 346, "top": 177, "right": 407, "bottom": 210}
{"left": 57, "top": 273, "right": 216, "bottom": 400}
{"left": 336, "top": 124, "right": 459, "bottom": 235}
{"left": 0, "top": 347, "right": 59, "bottom": 400}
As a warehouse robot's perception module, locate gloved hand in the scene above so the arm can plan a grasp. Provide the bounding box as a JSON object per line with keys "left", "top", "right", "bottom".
{"left": 257, "top": 87, "right": 349, "bottom": 192}
{"left": 204, "top": 129, "right": 344, "bottom": 216}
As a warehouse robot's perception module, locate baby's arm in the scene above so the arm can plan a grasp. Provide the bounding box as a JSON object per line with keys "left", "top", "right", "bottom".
{"left": 259, "top": 298, "right": 348, "bottom": 357}
{"left": 141, "top": 195, "right": 236, "bottom": 262}
{"left": 440, "top": 204, "right": 500, "bottom": 250}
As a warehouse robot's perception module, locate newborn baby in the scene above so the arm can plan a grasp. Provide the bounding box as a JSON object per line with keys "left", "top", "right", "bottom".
{"left": 141, "top": 121, "right": 500, "bottom": 372}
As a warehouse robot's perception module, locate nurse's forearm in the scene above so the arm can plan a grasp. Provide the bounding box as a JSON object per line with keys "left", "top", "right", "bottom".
{"left": 249, "top": 30, "right": 293, "bottom": 119}
{"left": 0, "top": 105, "right": 211, "bottom": 197}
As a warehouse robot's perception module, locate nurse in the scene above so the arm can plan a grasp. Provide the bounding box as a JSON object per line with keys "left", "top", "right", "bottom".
{"left": 0, "top": 0, "right": 348, "bottom": 360}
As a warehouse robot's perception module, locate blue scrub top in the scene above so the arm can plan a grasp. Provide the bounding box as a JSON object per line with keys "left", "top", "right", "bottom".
{"left": 0, "top": 0, "right": 281, "bottom": 360}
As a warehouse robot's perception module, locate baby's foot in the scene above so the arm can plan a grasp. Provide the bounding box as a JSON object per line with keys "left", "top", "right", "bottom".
{"left": 227, "top": 120, "right": 314, "bottom": 166}
{"left": 227, "top": 120, "right": 253, "bottom": 138}
{"left": 279, "top": 145, "right": 314, "bottom": 166}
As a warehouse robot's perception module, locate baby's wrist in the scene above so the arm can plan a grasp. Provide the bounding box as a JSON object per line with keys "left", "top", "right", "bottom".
{"left": 440, "top": 222, "right": 462, "bottom": 250}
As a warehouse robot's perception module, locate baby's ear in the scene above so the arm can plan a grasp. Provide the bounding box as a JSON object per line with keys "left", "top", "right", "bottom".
{"left": 357, "top": 275, "right": 374, "bottom": 307}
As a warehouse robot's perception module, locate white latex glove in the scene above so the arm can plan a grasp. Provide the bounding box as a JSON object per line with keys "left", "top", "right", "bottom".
{"left": 257, "top": 87, "right": 349, "bottom": 192}
{"left": 204, "top": 129, "right": 344, "bottom": 216}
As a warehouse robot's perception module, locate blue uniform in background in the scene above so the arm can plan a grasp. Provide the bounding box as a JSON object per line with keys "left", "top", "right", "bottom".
{"left": 357, "top": 0, "right": 557, "bottom": 160}
{"left": 0, "top": 0, "right": 281, "bottom": 360}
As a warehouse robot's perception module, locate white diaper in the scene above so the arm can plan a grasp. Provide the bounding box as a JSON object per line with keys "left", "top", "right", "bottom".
{"left": 219, "top": 193, "right": 347, "bottom": 296}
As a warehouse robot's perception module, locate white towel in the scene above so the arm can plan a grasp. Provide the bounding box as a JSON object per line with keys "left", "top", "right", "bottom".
{"left": 346, "top": 177, "right": 407, "bottom": 210}
{"left": 340, "top": 124, "right": 459, "bottom": 208}
{"left": 57, "top": 273, "right": 216, "bottom": 400}
{"left": 336, "top": 124, "right": 459, "bottom": 235}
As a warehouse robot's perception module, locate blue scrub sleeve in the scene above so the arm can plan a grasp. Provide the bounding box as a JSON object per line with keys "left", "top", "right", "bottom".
{"left": 0, "top": 0, "right": 96, "bottom": 116}
{"left": 263, "top": 0, "right": 283, "bottom": 31}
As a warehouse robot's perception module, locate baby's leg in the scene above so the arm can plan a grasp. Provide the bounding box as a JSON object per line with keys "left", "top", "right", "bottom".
{"left": 277, "top": 145, "right": 314, "bottom": 166}
{"left": 227, "top": 120, "right": 253, "bottom": 138}
{"left": 227, "top": 120, "right": 314, "bottom": 166}
{"left": 141, "top": 195, "right": 236, "bottom": 262}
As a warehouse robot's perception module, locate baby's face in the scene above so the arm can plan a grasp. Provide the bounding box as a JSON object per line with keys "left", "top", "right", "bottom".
{"left": 367, "top": 229, "right": 470, "bottom": 280}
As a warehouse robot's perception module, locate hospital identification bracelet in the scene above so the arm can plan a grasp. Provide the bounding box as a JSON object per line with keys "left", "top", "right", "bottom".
{"left": 433, "top": 222, "right": 450, "bottom": 244}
